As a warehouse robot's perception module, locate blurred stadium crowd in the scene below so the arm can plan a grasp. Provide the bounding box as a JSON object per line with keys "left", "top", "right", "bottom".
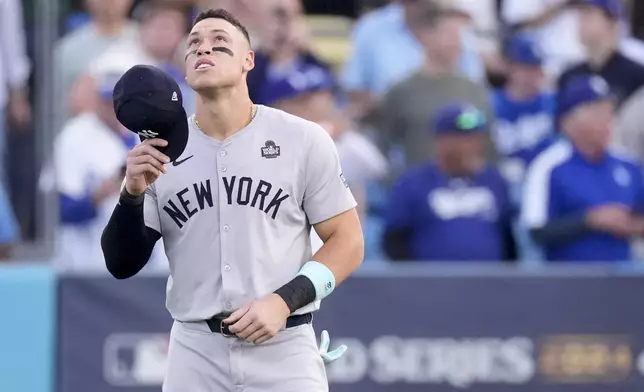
{"left": 2, "top": 0, "right": 644, "bottom": 268}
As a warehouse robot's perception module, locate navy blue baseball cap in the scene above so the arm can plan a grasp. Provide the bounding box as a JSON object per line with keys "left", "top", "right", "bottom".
{"left": 259, "top": 64, "right": 335, "bottom": 106}
{"left": 557, "top": 75, "right": 614, "bottom": 120}
{"left": 113, "top": 65, "right": 189, "bottom": 162}
{"left": 433, "top": 103, "right": 488, "bottom": 135}
{"left": 505, "top": 35, "right": 543, "bottom": 66}
{"left": 581, "top": 0, "right": 625, "bottom": 19}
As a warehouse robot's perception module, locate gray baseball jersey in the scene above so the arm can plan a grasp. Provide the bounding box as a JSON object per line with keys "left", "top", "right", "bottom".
{"left": 144, "top": 105, "right": 357, "bottom": 322}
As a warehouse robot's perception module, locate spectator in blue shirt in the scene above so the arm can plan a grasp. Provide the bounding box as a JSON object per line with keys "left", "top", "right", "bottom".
{"left": 492, "top": 34, "right": 557, "bottom": 193}
{"left": 383, "top": 103, "right": 516, "bottom": 262}
{"left": 246, "top": 0, "right": 331, "bottom": 105}
{"left": 522, "top": 75, "right": 644, "bottom": 263}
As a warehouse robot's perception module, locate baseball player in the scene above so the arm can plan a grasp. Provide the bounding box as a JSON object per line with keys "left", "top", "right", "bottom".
{"left": 101, "top": 8, "right": 364, "bottom": 392}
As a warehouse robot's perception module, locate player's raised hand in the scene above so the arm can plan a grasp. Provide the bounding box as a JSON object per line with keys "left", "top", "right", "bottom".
{"left": 224, "top": 294, "right": 291, "bottom": 344}
{"left": 125, "top": 139, "right": 170, "bottom": 196}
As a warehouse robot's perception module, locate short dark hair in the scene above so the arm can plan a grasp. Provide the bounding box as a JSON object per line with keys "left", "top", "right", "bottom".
{"left": 192, "top": 8, "right": 251, "bottom": 45}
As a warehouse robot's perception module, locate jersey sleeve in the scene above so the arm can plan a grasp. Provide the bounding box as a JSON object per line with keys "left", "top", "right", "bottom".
{"left": 303, "top": 125, "right": 357, "bottom": 225}
{"left": 144, "top": 184, "right": 161, "bottom": 233}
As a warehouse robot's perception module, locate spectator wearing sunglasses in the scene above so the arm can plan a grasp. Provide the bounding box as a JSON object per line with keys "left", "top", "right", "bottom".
{"left": 383, "top": 103, "right": 516, "bottom": 262}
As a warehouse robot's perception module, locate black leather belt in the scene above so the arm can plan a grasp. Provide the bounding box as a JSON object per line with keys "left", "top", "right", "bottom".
{"left": 205, "top": 312, "right": 312, "bottom": 337}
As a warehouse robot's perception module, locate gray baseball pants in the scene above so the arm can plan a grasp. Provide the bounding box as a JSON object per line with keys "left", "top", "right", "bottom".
{"left": 162, "top": 319, "right": 328, "bottom": 392}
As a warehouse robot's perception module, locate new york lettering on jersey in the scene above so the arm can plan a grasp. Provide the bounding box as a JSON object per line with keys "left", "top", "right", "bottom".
{"left": 161, "top": 176, "right": 290, "bottom": 229}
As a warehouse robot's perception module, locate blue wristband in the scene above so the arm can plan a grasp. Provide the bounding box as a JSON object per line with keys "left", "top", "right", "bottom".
{"left": 297, "top": 261, "right": 336, "bottom": 300}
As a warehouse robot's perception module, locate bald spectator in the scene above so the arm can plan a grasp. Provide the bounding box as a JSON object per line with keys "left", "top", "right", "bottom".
{"left": 341, "top": 0, "right": 485, "bottom": 120}
{"left": 374, "top": 4, "right": 495, "bottom": 179}
{"left": 54, "top": 0, "right": 137, "bottom": 131}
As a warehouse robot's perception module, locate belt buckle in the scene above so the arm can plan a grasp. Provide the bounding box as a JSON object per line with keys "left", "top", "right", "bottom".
{"left": 220, "top": 320, "right": 234, "bottom": 338}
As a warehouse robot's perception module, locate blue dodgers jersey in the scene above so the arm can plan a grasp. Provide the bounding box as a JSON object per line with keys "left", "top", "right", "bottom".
{"left": 523, "top": 141, "right": 644, "bottom": 262}
{"left": 491, "top": 90, "right": 556, "bottom": 182}
{"left": 385, "top": 162, "right": 511, "bottom": 261}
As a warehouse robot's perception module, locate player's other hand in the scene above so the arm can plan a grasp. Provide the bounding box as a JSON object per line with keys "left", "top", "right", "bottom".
{"left": 224, "top": 294, "right": 291, "bottom": 344}
{"left": 125, "top": 139, "right": 170, "bottom": 196}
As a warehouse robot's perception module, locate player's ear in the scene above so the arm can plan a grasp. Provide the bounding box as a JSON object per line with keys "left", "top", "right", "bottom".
{"left": 242, "top": 50, "right": 255, "bottom": 73}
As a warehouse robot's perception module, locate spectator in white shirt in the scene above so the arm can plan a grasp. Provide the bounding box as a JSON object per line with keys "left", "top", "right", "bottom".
{"left": 54, "top": 0, "right": 137, "bottom": 133}
{"left": 0, "top": 0, "right": 31, "bottom": 167}
{"left": 50, "top": 67, "right": 167, "bottom": 272}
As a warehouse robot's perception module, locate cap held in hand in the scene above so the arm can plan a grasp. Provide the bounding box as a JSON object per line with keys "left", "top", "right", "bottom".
{"left": 113, "top": 65, "right": 189, "bottom": 162}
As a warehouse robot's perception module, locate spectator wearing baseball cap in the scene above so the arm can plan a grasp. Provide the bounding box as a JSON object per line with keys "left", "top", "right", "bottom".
{"left": 261, "top": 63, "right": 388, "bottom": 257}
{"left": 383, "top": 103, "right": 516, "bottom": 262}
{"left": 492, "top": 35, "right": 557, "bottom": 195}
{"left": 558, "top": 0, "right": 644, "bottom": 107}
{"left": 522, "top": 75, "right": 644, "bottom": 263}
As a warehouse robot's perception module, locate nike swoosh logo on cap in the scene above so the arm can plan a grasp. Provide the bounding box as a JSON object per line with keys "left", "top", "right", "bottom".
{"left": 172, "top": 155, "right": 194, "bottom": 166}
